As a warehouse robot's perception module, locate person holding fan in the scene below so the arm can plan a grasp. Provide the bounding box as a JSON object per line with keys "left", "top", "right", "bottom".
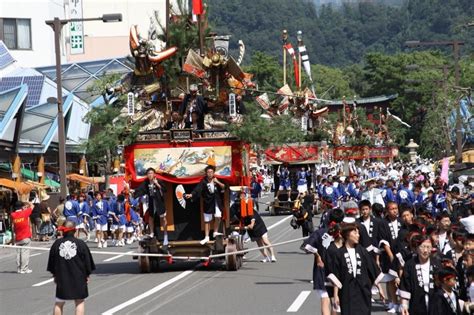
{"left": 185, "top": 165, "right": 226, "bottom": 245}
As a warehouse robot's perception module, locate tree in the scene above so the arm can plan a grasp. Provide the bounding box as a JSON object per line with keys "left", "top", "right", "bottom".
{"left": 361, "top": 50, "right": 474, "bottom": 158}
{"left": 83, "top": 75, "right": 139, "bottom": 187}
{"left": 157, "top": 0, "right": 209, "bottom": 87}
{"left": 206, "top": 0, "right": 473, "bottom": 67}
{"left": 312, "top": 64, "right": 355, "bottom": 99}
{"left": 243, "top": 51, "right": 282, "bottom": 91}
{"left": 228, "top": 102, "right": 304, "bottom": 148}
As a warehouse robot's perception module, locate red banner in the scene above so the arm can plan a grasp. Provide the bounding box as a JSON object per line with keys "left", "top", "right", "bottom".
{"left": 283, "top": 43, "right": 300, "bottom": 88}
{"left": 192, "top": 0, "right": 204, "bottom": 15}
{"left": 265, "top": 143, "right": 319, "bottom": 163}
{"left": 125, "top": 140, "right": 249, "bottom": 188}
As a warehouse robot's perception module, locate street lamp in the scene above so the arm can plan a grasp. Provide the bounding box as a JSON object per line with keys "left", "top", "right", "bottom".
{"left": 405, "top": 40, "right": 465, "bottom": 167}
{"left": 45, "top": 13, "right": 122, "bottom": 199}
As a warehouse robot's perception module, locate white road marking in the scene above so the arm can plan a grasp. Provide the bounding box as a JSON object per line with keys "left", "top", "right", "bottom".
{"left": 32, "top": 278, "right": 54, "bottom": 287}
{"left": 103, "top": 251, "right": 134, "bottom": 262}
{"left": 101, "top": 215, "right": 292, "bottom": 313}
{"left": 267, "top": 215, "right": 292, "bottom": 230}
{"left": 101, "top": 270, "right": 194, "bottom": 315}
{"left": 30, "top": 253, "right": 43, "bottom": 257}
{"left": 287, "top": 290, "right": 311, "bottom": 312}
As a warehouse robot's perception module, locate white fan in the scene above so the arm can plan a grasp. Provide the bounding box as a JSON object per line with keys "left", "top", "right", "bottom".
{"left": 175, "top": 185, "right": 186, "bottom": 209}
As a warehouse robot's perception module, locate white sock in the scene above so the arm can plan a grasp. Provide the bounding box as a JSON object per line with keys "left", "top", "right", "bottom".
{"left": 163, "top": 233, "right": 169, "bottom": 245}
{"left": 200, "top": 236, "right": 210, "bottom": 245}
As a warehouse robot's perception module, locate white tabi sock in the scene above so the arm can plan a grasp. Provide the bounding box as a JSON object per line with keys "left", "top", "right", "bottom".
{"left": 163, "top": 233, "right": 169, "bottom": 246}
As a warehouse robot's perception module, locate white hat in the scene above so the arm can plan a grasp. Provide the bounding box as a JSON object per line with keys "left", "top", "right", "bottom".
{"left": 189, "top": 84, "right": 198, "bottom": 92}
{"left": 343, "top": 217, "right": 356, "bottom": 224}
{"left": 460, "top": 216, "right": 474, "bottom": 234}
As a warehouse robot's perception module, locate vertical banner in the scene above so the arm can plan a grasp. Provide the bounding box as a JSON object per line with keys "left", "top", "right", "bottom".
{"left": 127, "top": 92, "right": 135, "bottom": 116}
{"left": 192, "top": 0, "right": 204, "bottom": 15}
{"left": 69, "top": 0, "right": 84, "bottom": 54}
{"left": 440, "top": 157, "right": 449, "bottom": 184}
{"left": 228, "top": 93, "right": 236, "bottom": 117}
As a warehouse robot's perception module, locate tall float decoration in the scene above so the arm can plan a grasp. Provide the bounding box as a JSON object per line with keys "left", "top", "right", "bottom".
{"left": 257, "top": 29, "right": 401, "bottom": 165}
{"left": 106, "top": 2, "right": 400, "bottom": 172}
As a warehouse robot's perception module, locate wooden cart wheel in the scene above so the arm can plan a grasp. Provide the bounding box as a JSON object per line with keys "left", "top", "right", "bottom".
{"left": 236, "top": 255, "right": 243, "bottom": 269}
{"left": 225, "top": 243, "right": 238, "bottom": 271}
{"left": 269, "top": 205, "right": 276, "bottom": 216}
{"left": 151, "top": 258, "right": 161, "bottom": 272}
{"left": 138, "top": 246, "right": 151, "bottom": 273}
{"left": 138, "top": 255, "right": 151, "bottom": 273}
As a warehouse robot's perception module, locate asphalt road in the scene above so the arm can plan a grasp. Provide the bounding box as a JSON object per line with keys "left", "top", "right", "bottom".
{"left": 0, "top": 194, "right": 389, "bottom": 315}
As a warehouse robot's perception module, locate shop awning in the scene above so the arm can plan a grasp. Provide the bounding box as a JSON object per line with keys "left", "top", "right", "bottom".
{"left": 67, "top": 173, "right": 105, "bottom": 185}
{"left": 0, "top": 164, "right": 60, "bottom": 188}
{"left": 0, "top": 178, "right": 34, "bottom": 195}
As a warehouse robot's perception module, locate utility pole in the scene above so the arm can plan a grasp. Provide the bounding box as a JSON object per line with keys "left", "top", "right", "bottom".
{"left": 452, "top": 41, "right": 463, "bottom": 167}
{"left": 46, "top": 14, "right": 122, "bottom": 198}
{"left": 282, "top": 30, "right": 288, "bottom": 86}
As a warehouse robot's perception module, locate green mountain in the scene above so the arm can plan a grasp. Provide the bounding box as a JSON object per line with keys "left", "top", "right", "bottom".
{"left": 312, "top": 0, "right": 403, "bottom": 7}
{"left": 207, "top": 0, "right": 473, "bottom": 67}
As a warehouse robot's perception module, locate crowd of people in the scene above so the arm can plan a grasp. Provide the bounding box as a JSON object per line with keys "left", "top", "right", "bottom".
{"left": 7, "top": 156, "right": 474, "bottom": 315}
{"left": 282, "top": 160, "right": 474, "bottom": 315}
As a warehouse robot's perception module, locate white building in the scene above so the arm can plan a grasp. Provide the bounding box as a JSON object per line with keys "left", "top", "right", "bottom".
{"left": 0, "top": 0, "right": 178, "bottom": 68}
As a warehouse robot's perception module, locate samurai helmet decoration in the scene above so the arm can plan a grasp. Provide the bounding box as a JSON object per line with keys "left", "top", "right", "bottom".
{"left": 129, "top": 25, "right": 178, "bottom": 78}
{"left": 183, "top": 34, "right": 255, "bottom": 103}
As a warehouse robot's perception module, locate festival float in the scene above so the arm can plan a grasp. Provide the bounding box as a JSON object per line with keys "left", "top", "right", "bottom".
{"left": 105, "top": 3, "right": 256, "bottom": 272}
{"left": 104, "top": 1, "right": 406, "bottom": 271}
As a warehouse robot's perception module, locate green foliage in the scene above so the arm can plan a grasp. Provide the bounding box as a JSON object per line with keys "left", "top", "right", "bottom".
{"left": 157, "top": 0, "right": 209, "bottom": 85}
{"left": 361, "top": 51, "right": 447, "bottom": 153}
{"left": 418, "top": 96, "right": 452, "bottom": 158}
{"left": 312, "top": 64, "right": 355, "bottom": 99}
{"left": 82, "top": 105, "right": 139, "bottom": 164}
{"left": 304, "top": 128, "right": 331, "bottom": 142}
{"left": 243, "top": 51, "right": 282, "bottom": 91}
{"left": 207, "top": 0, "right": 473, "bottom": 67}
{"left": 86, "top": 73, "right": 122, "bottom": 105}
{"left": 228, "top": 102, "right": 304, "bottom": 148}
{"left": 82, "top": 73, "right": 140, "bottom": 166}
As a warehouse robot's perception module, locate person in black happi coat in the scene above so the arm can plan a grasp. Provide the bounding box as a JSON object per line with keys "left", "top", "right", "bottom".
{"left": 178, "top": 84, "right": 208, "bottom": 129}
{"left": 185, "top": 165, "right": 226, "bottom": 245}
{"left": 47, "top": 220, "right": 95, "bottom": 315}
{"left": 134, "top": 167, "right": 168, "bottom": 245}
{"left": 428, "top": 267, "right": 467, "bottom": 315}
{"left": 381, "top": 201, "right": 404, "bottom": 311}
{"left": 305, "top": 208, "right": 345, "bottom": 315}
{"left": 327, "top": 223, "right": 383, "bottom": 315}
{"left": 399, "top": 235, "right": 441, "bottom": 315}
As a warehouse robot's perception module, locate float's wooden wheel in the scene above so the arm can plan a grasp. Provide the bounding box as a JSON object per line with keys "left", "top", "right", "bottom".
{"left": 269, "top": 205, "right": 276, "bottom": 216}
{"left": 138, "top": 246, "right": 151, "bottom": 273}
{"left": 236, "top": 255, "right": 243, "bottom": 269}
{"left": 151, "top": 258, "right": 161, "bottom": 272}
{"left": 225, "top": 243, "right": 238, "bottom": 271}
